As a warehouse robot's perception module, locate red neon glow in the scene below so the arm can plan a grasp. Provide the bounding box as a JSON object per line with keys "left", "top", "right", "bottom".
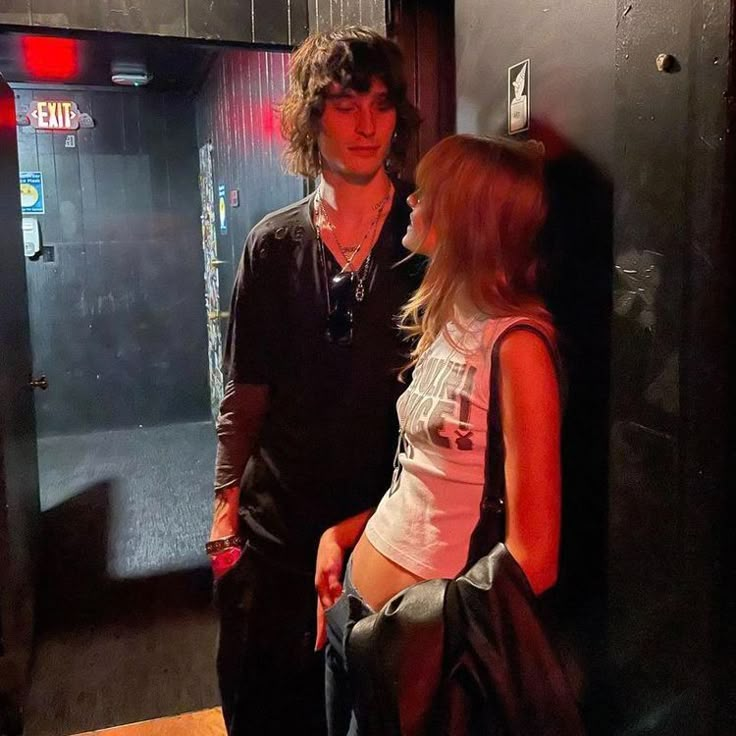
{"left": 259, "top": 104, "right": 279, "bottom": 139}
{"left": 223, "top": 102, "right": 282, "bottom": 147}
{"left": 0, "top": 95, "right": 16, "bottom": 131}
{"left": 22, "top": 36, "right": 79, "bottom": 81}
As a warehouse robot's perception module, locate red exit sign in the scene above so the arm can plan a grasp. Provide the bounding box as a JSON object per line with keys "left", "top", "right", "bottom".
{"left": 29, "top": 100, "right": 80, "bottom": 131}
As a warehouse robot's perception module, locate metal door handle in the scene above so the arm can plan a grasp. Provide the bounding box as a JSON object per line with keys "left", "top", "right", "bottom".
{"left": 29, "top": 375, "right": 48, "bottom": 390}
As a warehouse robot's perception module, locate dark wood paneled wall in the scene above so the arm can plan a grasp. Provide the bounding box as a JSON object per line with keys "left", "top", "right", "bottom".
{"left": 0, "top": 0, "right": 310, "bottom": 45}
{"left": 195, "top": 49, "right": 303, "bottom": 310}
{"left": 0, "top": 0, "right": 386, "bottom": 42}
{"left": 307, "top": 0, "right": 386, "bottom": 33}
{"left": 16, "top": 86, "right": 210, "bottom": 436}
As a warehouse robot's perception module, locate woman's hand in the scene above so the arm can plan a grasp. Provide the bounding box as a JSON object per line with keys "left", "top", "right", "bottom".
{"left": 315, "top": 526, "right": 346, "bottom": 650}
{"left": 313, "top": 508, "right": 374, "bottom": 650}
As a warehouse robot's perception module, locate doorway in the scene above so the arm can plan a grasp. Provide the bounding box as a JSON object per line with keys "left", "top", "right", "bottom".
{"left": 0, "top": 29, "right": 300, "bottom": 735}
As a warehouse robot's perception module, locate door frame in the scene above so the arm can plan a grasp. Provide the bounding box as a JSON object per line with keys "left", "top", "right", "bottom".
{"left": 388, "top": 0, "right": 456, "bottom": 177}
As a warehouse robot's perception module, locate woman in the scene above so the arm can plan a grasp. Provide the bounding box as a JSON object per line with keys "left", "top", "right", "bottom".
{"left": 316, "top": 134, "right": 563, "bottom": 736}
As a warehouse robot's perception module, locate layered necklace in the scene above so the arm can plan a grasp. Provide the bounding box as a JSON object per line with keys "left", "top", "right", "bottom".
{"left": 315, "top": 183, "right": 393, "bottom": 302}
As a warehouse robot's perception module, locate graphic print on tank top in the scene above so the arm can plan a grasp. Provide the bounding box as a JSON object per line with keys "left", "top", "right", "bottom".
{"left": 369, "top": 314, "right": 555, "bottom": 579}
{"left": 387, "top": 327, "right": 483, "bottom": 497}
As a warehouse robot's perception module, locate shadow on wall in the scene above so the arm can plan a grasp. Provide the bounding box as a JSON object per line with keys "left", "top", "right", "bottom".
{"left": 527, "top": 118, "right": 613, "bottom": 731}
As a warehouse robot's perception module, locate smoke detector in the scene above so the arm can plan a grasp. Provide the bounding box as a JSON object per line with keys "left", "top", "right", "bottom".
{"left": 111, "top": 61, "right": 153, "bottom": 87}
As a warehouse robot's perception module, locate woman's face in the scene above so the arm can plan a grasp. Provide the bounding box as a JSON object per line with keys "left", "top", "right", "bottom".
{"left": 402, "top": 190, "right": 439, "bottom": 256}
{"left": 317, "top": 78, "right": 397, "bottom": 183}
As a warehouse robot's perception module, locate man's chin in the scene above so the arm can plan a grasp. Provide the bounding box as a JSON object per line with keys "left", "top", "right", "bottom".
{"left": 338, "top": 161, "right": 386, "bottom": 185}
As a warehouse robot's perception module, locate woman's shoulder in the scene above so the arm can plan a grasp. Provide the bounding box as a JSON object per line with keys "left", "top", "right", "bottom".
{"left": 486, "top": 313, "right": 556, "bottom": 346}
{"left": 466, "top": 314, "right": 557, "bottom": 371}
{"left": 486, "top": 314, "right": 561, "bottom": 390}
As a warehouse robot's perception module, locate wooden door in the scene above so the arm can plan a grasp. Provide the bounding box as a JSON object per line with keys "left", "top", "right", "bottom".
{"left": 0, "top": 76, "right": 41, "bottom": 734}
{"left": 389, "top": 0, "right": 456, "bottom": 177}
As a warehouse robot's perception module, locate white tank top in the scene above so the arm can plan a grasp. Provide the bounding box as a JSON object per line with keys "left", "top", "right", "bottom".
{"left": 365, "top": 313, "right": 554, "bottom": 579}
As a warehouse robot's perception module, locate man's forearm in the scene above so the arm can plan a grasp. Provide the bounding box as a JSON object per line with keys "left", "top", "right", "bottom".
{"left": 213, "top": 381, "right": 269, "bottom": 492}
{"left": 210, "top": 381, "right": 269, "bottom": 539}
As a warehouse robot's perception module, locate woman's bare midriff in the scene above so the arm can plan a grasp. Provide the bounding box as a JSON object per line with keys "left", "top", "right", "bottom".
{"left": 350, "top": 534, "right": 425, "bottom": 611}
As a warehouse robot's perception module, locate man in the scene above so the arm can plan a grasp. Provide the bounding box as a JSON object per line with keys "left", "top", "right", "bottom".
{"left": 207, "top": 26, "right": 421, "bottom": 735}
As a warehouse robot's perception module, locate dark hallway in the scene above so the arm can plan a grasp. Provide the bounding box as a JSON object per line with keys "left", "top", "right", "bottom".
{"left": 0, "top": 28, "right": 302, "bottom": 735}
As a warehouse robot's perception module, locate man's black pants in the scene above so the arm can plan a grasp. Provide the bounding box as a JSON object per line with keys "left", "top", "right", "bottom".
{"left": 216, "top": 542, "right": 327, "bottom": 736}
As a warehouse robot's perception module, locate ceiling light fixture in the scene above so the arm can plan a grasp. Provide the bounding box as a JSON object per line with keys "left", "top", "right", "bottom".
{"left": 111, "top": 61, "right": 153, "bottom": 87}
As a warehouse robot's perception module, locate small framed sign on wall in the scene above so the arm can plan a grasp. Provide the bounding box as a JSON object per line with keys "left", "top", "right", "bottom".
{"left": 508, "top": 59, "right": 530, "bottom": 135}
{"left": 20, "top": 171, "right": 45, "bottom": 214}
{"left": 218, "top": 184, "right": 227, "bottom": 234}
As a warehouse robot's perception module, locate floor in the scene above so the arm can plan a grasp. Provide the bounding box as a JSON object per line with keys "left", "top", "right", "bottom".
{"left": 72, "top": 708, "right": 225, "bottom": 736}
{"left": 25, "top": 421, "right": 221, "bottom": 736}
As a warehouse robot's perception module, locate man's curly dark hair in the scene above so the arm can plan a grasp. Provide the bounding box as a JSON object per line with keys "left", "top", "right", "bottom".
{"left": 280, "top": 26, "right": 420, "bottom": 179}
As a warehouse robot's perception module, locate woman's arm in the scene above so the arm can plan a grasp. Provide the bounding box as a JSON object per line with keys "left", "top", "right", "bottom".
{"left": 499, "top": 329, "right": 561, "bottom": 596}
{"left": 314, "top": 508, "right": 373, "bottom": 650}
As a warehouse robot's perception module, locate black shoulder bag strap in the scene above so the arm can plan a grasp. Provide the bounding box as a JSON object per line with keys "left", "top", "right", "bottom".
{"left": 464, "top": 323, "right": 560, "bottom": 572}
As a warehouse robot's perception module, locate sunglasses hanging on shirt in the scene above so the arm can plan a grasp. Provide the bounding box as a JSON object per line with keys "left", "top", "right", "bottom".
{"left": 324, "top": 255, "right": 373, "bottom": 346}
{"left": 315, "top": 185, "right": 392, "bottom": 346}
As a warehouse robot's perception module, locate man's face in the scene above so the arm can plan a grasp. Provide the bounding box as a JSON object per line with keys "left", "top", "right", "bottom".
{"left": 317, "top": 78, "right": 397, "bottom": 183}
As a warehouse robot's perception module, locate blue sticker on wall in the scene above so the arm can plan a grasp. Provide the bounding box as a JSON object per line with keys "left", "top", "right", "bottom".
{"left": 20, "top": 171, "right": 45, "bottom": 214}
{"left": 218, "top": 184, "right": 227, "bottom": 234}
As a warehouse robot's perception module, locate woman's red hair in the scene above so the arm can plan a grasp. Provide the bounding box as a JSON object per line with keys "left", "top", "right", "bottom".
{"left": 400, "top": 134, "right": 550, "bottom": 363}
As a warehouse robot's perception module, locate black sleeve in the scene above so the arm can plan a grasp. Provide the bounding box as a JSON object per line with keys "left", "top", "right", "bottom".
{"left": 213, "top": 380, "right": 269, "bottom": 492}
{"left": 222, "top": 228, "right": 277, "bottom": 385}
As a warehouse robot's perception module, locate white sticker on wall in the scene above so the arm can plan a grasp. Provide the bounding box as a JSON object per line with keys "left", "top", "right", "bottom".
{"left": 508, "top": 59, "right": 530, "bottom": 135}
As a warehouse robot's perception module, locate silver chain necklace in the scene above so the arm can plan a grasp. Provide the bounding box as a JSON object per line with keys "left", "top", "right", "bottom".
{"left": 354, "top": 253, "right": 372, "bottom": 302}
{"left": 315, "top": 186, "right": 392, "bottom": 270}
{"left": 315, "top": 184, "right": 393, "bottom": 302}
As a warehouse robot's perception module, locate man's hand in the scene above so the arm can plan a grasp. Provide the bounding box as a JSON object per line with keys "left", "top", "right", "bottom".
{"left": 209, "top": 486, "right": 242, "bottom": 579}
{"left": 209, "top": 486, "right": 241, "bottom": 541}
